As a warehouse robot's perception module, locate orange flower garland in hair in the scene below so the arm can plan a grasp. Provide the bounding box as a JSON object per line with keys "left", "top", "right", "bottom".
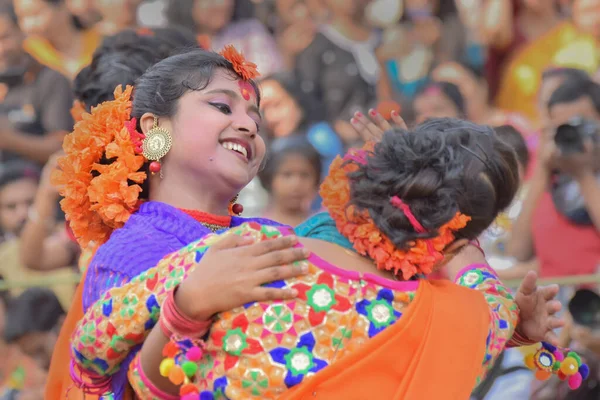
{"left": 320, "top": 143, "right": 471, "bottom": 280}
{"left": 219, "top": 45, "right": 260, "bottom": 80}
{"left": 70, "top": 100, "right": 86, "bottom": 123}
{"left": 52, "top": 85, "right": 147, "bottom": 248}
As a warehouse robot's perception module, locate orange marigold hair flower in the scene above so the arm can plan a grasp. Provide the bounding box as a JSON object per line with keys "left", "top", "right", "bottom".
{"left": 219, "top": 45, "right": 260, "bottom": 81}
{"left": 320, "top": 142, "right": 471, "bottom": 280}
{"left": 52, "top": 85, "right": 147, "bottom": 248}
{"left": 70, "top": 100, "right": 86, "bottom": 123}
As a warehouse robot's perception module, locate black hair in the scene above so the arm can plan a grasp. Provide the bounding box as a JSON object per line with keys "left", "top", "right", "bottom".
{"left": 0, "top": 274, "right": 10, "bottom": 310}
{"left": 541, "top": 67, "right": 590, "bottom": 84}
{"left": 348, "top": 118, "right": 519, "bottom": 250}
{"left": 0, "top": 0, "right": 18, "bottom": 25}
{"left": 494, "top": 125, "right": 530, "bottom": 171}
{"left": 4, "top": 287, "right": 64, "bottom": 343}
{"left": 415, "top": 81, "right": 466, "bottom": 117}
{"left": 0, "top": 161, "right": 40, "bottom": 191}
{"left": 260, "top": 72, "right": 326, "bottom": 129}
{"left": 74, "top": 28, "right": 199, "bottom": 110}
{"left": 165, "top": 0, "right": 254, "bottom": 33}
{"left": 132, "top": 48, "right": 261, "bottom": 121}
{"left": 258, "top": 135, "right": 322, "bottom": 192}
{"left": 547, "top": 77, "right": 600, "bottom": 115}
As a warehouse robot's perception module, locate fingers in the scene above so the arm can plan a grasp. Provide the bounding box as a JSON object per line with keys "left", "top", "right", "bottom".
{"left": 250, "top": 287, "right": 299, "bottom": 302}
{"left": 211, "top": 233, "right": 253, "bottom": 250}
{"left": 548, "top": 316, "right": 565, "bottom": 330}
{"left": 540, "top": 283, "right": 560, "bottom": 301}
{"left": 546, "top": 299, "right": 562, "bottom": 316}
{"left": 390, "top": 110, "right": 408, "bottom": 130}
{"left": 254, "top": 261, "right": 310, "bottom": 285}
{"left": 253, "top": 246, "right": 310, "bottom": 270}
{"left": 243, "top": 235, "right": 299, "bottom": 257}
{"left": 517, "top": 270, "right": 538, "bottom": 296}
{"left": 351, "top": 111, "right": 384, "bottom": 142}
{"left": 544, "top": 331, "right": 560, "bottom": 347}
{"left": 368, "top": 109, "right": 393, "bottom": 132}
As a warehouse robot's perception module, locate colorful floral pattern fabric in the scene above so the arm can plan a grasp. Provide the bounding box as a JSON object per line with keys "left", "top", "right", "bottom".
{"left": 71, "top": 223, "right": 518, "bottom": 398}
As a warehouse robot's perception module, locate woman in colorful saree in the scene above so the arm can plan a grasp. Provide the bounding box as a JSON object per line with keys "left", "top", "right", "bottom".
{"left": 68, "top": 104, "right": 581, "bottom": 398}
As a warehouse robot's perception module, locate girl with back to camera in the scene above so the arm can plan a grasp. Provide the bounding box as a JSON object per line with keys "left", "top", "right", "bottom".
{"left": 69, "top": 99, "right": 575, "bottom": 399}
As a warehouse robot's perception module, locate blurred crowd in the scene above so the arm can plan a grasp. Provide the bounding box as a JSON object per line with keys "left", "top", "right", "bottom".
{"left": 0, "top": 0, "right": 599, "bottom": 399}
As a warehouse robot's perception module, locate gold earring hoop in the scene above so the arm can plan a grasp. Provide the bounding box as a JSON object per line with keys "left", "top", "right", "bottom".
{"left": 143, "top": 116, "right": 172, "bottom": 175}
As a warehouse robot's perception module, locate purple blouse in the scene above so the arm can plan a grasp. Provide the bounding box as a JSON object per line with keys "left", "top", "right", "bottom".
{"left": 82, "top": 201, "right": 280, "bottom": 398}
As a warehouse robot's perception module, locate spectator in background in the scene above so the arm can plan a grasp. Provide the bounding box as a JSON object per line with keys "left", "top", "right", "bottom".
{"left": 273, "top": 0, "right": 316, "bottom": 69}
{"left": 165, "top": 0, "right": 283, "bottom": 75}
{"left": 12, "top": 0, "right": 101, "bottom": 80}
{"left": 258, "top": 136, "right": 321, "bottom": 226}
{"left": 295, "top": 0, "right": 379, "bottom": 145}
{"left": 0, "top": 280, "right": 47, "bottom": 400}
{"left": 509, "top": 76, "right": 600, "bottom": 283}
{"left": 0, "top": 1, "right": 74, "bottom": 166}
{"left": 93, "top": 0, "right": 142, "bottom": 36}
{"left": 432, "top": 61, "right": 535, "bottom": 143}
{"left": 412, "top": 81, "right": 465, "bottom": 124}
{"left": 480, "top": 125, "right": 538, "bottom": 281}
{"left": 4, "top": 288, "right": 65, "bottom": 370}
{"left": 0, "top": 161, "right": 38, "bottom": 243}
{"left": 65, "top": 0, "right": 100, "bottom": 29}
{"left": 0, "top": 160, "right": 76, "bottom": 309}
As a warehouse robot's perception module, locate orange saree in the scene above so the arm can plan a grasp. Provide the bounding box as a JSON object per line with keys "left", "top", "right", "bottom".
{"left": 281, "top": 279, "right": 490, "bottom": 400}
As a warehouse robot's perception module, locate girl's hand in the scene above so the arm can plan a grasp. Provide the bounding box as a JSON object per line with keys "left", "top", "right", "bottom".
{"left": 176, "top": 233, "right": 309, "bottom": 320}
{"left": 514, "top": 271, "right": 564, "bottom": 346}
{"left": 350, "top": 108, "right": 407, "bottom": 143}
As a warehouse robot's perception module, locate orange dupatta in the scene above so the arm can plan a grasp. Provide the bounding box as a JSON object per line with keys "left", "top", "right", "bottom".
{"left": 281, "top": 279, "right": 490, "bottom": 400}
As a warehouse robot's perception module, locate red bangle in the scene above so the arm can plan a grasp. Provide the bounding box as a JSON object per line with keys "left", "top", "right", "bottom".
{"left": 507, "top": 328, "right": 537, "bottom": 348}
{"left": 159, "top": 287, "right": 211, "bottom": 338}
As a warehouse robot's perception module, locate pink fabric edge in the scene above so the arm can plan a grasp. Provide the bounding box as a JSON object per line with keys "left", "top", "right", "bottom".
{"left": 453, "top": 263, "right": 498, "bottom": 283}
{"left": 278, "top": 226, "right": 419, "bottom": 291}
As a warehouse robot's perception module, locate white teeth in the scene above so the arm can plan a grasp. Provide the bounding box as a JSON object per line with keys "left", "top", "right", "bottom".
{"left": 221, "top": 141, "right": 248, "bottom": 159}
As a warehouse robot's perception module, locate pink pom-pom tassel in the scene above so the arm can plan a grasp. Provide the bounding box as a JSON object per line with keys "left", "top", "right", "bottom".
{"left": 568, "top": 372, "right": 583, "bottom": 390}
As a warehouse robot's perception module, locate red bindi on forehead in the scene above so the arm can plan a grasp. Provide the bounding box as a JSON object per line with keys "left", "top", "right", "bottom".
{"left": 238, "top": 80, "right": 257, "bottom": 102}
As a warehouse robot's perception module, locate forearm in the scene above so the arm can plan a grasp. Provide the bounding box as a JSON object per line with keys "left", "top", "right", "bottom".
{"left": 19, "top": 188, "right": 66, "bottom": 270}
{"left": 495, "top": 259, "right": 539, "bottom": 281}
{"left": 130, "top": 326, "right": 180, "bottom": 399}
{"left": 507, "top": 170, "right": 549, "bottom": 260}
{"left": 2, "top": 130, "right": 63, "bottom": 164}
{"left": 576, "top": 171, "right": 600, "bottom": 232}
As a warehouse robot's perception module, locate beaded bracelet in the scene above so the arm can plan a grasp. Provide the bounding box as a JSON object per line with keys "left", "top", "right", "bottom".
{"left": 159, "top": 336, "right": 205, "bottom": 399}
{"left": 525, "top": 342, "right": 590, "bottom": 390}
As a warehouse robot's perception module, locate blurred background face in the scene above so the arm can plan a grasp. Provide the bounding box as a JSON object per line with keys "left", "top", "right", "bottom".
{"left": 432, "top": 62, "right": 486, "bottom": 121}
{"left": 260, "top": 79, "right": 303, "bottom": 138}
{"left": 192, "top": 0, "right": 234, "bottom": 34}
{"left": 271, "top": 153, "right": 318, "bottom": 212}
{"left": 16, "top": 330, "right": 57, "bottom": 369}
{"left": 13, "top": 0, "right": 59, "bottom": 37}
{"left": 0, "top": 14, "right": 24, "bottom": 70}
{"left": 324, "top": 0, "right": 370, "bottom": 20}
{"left": 275, "top": 0, "right": 310, "bottom": 25}
{"left": 66, "top": 0, "right": 100, "bottom": 27}
{"left": 94, "top": 0, "right": 141, "bottom": 26}
{"left": 0, "top": 178, "right": 37, "bottom": 236}
{"left": 548, "top": 95, "right": 600, "bottom": 129}
{"left": 414, "top": 88, "right": 460, "bottom": 123}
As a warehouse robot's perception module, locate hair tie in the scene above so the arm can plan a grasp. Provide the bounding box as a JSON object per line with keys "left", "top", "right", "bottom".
{"left": 390, "top": 196, "right": 427, "bottom": 233}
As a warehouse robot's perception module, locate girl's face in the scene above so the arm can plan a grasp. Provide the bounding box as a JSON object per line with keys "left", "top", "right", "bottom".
{"left": 13, "top": 0, "right": 60, "bottom": 37}
{"left": 260, "top": 80, "right": 303, "bottom": 138}
{"left": 271, "top": 153, "right": 318, "bottom": 212}
{"left": 192, "top": 0, "right": 234, "bottom": 34}
{"left": 413, "top": 88, "right": 460, "bottom": 124}
{"left": 153, "top": 69, "right": 265, "bottom": 196}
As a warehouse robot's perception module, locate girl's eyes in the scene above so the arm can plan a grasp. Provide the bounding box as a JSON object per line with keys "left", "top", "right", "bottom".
{"left": 210, "top": 102, "right": 232, "bottom": 114}
{"left": 210, "top": 102, "right": 261, "bottom": 131}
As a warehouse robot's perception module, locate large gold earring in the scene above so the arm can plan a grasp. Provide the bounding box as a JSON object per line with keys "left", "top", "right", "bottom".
{"left": 143, "top": 116, "right": 172, "bottom": 175}
{"left": 229, "top": 194, "right": 243, "bottom": 216}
